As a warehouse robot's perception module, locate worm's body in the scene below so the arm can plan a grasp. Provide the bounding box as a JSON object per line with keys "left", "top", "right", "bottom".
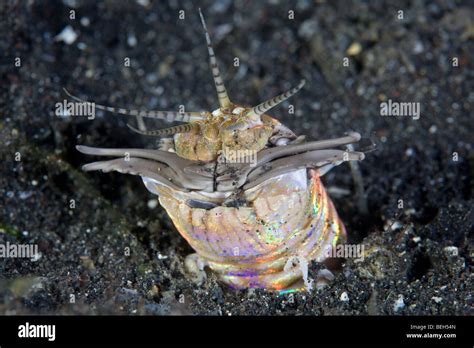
{"left": 70, "top": 10, "right": 364, "bottom": 291}
{"left": 156, "top": 168, "right": 345, "bottom": 290}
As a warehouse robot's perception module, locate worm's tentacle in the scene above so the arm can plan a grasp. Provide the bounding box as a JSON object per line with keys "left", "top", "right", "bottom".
{"left": 198, "top": 8, "right": 231, "bottom": 110}
{"left": 127, "top": 123, "right": 198, "bottom": 137}
{"left": 63, "top": 88, "right": 205, "bottom": 123}
{"left": 246, "top": 80, "right": 306, "bottom": 120}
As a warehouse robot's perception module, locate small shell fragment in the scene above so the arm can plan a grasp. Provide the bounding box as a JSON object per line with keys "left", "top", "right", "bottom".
{"left": 55, "top": 25, "right": 78, "bottom": 45}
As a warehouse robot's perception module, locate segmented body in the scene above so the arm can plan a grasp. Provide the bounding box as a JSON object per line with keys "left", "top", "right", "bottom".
{"left": 70, "top": 9, "right": 364, "bottom": 291}
{"left": 153, "top": 169, "right": 345, "bottom": 290}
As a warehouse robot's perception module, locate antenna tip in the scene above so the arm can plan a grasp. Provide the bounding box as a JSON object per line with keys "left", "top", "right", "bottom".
{"left": 198, "top": 8, "right": 205, "bottom": 23}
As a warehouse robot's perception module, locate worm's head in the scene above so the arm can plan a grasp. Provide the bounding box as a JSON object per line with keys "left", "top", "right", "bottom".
{"left": 218, "top": 106, "right": 274, "bottom": 158}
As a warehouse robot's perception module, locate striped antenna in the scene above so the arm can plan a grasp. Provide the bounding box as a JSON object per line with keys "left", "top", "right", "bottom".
{"left": 126, "top": 123, "right": 197, "bottom": 137}
{"left": 63, "top": 88, "right": 205, "bottom": 123}
{"left": 247, "top": 80, "right": 306, "bottom": 119}
{"left": 198, "top": 8, "right": 231, "bottom": 109}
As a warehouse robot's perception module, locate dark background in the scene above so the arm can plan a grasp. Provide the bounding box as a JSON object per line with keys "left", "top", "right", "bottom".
{"left": 0, "top": 0, "right": 472, "bottom": 315}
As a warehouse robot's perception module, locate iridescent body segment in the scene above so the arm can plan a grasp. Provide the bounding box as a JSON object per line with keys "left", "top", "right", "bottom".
{"left": 70, "top": 9, "right": 365, "bottom": 291}
{"left": 154, "top": 169, "right": 345, "bottom": 289}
